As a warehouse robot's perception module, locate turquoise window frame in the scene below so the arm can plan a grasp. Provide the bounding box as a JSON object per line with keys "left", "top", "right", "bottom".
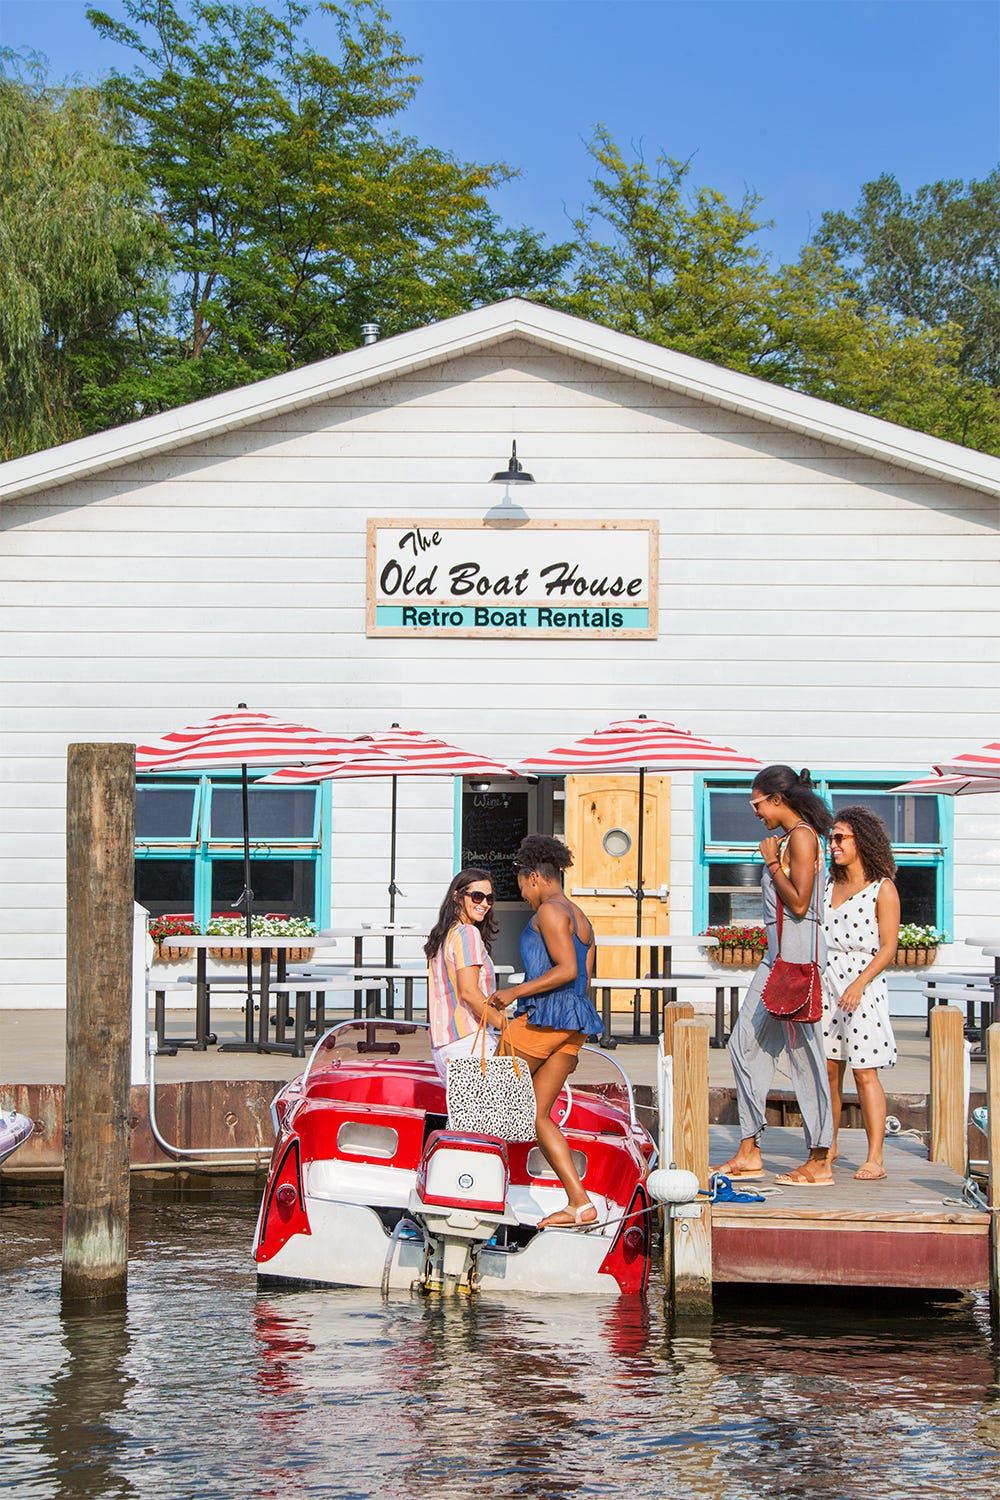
{"left": 135, "top": 771, "right": 329, "bottom": 928}
{"left": 693, "top": 771, "right": 953, "bottom": 934}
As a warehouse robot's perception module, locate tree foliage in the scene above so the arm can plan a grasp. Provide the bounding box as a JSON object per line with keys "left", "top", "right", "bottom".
{"left": 85, "top": 0, "right": 570, "bottom": 412}
{"left": 0, "top": 58, "right": 168, "bottom": 458}
{"left": 557, "top": 132, "right": 1000, "bottom": 454}
{"left": 816, "top": 171, "right": 1000, "bottom": 387}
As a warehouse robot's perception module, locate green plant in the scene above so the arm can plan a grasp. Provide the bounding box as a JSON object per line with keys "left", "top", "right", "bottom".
{"left": 204, "top": 916, "right": 316, "bottom": 939}
{"left": 148, "top": 915, "right": 198, "bottom": 944}
{"left": 702, "top": 924, "right": 768, "bottom": 952}
{"left": 896, "top": 923, "right": 948, "bottom": 948}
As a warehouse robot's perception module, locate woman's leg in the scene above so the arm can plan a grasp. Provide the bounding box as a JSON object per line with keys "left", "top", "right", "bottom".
{"left": 853, "top": 1067, "right": 888, "bottom": 1179}
{"left": 517, "top": 1048, "right": 595, "bottom": 1227}
{"left": 774, "top": 1021, "right": 834, "bottom": 1185}
{"left": 827, "top": 1058, "right": 847, "bottom": 1162}
{"left": 715, "top": 979, "right": 781, "bottom": 1175}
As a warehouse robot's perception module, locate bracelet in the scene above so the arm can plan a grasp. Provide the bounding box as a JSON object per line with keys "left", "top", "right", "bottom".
{"left": 766, "top": 861, "right": 779, "bottom": 871}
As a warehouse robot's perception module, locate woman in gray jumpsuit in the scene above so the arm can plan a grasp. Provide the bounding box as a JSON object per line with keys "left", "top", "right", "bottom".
{"left": 713, "top": 765, "right": 835, "bottom": 1188}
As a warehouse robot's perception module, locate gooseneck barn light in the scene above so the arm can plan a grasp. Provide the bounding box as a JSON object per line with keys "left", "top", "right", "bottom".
{"left": 490, "top": 440, "right": 534, "bottom": 484}
{"left": 484, "top": 440, "right": 534, "bottom": 526}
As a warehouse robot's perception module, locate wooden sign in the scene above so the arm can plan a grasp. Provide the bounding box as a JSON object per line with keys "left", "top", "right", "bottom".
{"left": 367, "top": 519, "right": 658, "bottom": 638}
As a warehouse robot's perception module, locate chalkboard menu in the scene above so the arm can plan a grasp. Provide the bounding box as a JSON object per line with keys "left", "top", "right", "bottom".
{"left": 461, "top": 789, "right": 530, "bottom": 901}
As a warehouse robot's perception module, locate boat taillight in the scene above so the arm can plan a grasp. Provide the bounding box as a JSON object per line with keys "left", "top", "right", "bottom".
{"left": 275, "top": 1183, "right": 298, "bottom": 1209}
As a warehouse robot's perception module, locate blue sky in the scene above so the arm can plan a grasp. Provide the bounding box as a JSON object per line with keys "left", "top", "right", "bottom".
{"left": 1, "top": 0, "right": 998, "bottom": 265}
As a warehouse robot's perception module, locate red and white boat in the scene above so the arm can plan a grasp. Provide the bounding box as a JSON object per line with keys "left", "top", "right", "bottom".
{"left": 253, "top": 1020, "right": 656, "bottom": 1295}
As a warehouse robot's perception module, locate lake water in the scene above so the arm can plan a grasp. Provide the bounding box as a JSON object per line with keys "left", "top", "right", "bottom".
{"left": 5, "top": 1196, "right": 1000, "bottom": 1499}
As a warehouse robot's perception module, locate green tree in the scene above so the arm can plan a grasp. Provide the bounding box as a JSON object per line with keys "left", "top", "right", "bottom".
{"left": 0, "top": 58, "right": 168, "bottom": 459}
{"left": 87, "top": 0, "right": 570, "bottom": 412}
{"left": 558, "top": 132, "right": 1000, "bottom": 454}
{"left": 815, "top": 171, "right": 1000, "bottom": 387}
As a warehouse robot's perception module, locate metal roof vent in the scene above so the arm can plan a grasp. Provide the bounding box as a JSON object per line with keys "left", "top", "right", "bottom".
{"left": 361, "top": 322, "right": 380, "bottom": 345}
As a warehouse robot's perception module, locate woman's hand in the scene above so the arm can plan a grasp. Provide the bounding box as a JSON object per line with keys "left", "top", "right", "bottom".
{"left": 491, "top": 987, "right": 518, "bottom": 1009}
{"left": 759, "top": 835, "right": 780, "bottom": 867}
{"left": 838, "top": 977, "right": 867, "bottom": 1013}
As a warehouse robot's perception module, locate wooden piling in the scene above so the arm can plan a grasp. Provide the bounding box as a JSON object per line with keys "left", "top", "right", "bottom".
{"left": 661, "top": 1000, "right": 695, "bottom": 1058}
{"left": 671, "top": 1017, "right": 712, "bottom": 1311}
{"left": 929, "top": 1005, "right": 966, "bottom": 1178}
{"left": 987, "top": 1023, "right": 1000, "bottom": 1324}
{"left": 62, "top": 743, "right": 135, "bottom": 1302}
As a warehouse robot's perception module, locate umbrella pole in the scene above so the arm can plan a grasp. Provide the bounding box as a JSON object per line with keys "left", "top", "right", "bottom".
{"left": 634, "top": 766, "right": 646, "bottom": 980}
{"left": 241, "top": 761, "right": 255, "bottom": 1044}
{"left": 388, "top": 775, "right": 398, "bottom": 924}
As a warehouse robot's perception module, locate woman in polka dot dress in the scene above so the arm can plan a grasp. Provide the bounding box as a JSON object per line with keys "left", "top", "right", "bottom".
{"left": 822, "top": 806, "right": 900, "bottom": 1181}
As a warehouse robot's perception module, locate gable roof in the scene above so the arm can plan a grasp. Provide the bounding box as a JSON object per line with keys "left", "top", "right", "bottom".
{"left": 3, "top": 297, "right": 1000, "bottom": 501}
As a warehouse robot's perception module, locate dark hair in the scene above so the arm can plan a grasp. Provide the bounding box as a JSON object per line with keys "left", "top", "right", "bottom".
{"left": 751, "top": 764, "right": 833, "bottom": 837}
{"left": 513, "top": 834, "right": 574, "bottom": 884}
{"left": 424, "top": 867, "right": 497, "bottom": 960}
{"left": 829, "top": 805, "right": 897, "bottom": 884}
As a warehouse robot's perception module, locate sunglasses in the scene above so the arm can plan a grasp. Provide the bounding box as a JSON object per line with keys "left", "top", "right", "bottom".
{"left": 828, "top": 832, "right": 853, "bottom": 845}
{"left": 465, "top": 890, "right": 495, "bottom": 907}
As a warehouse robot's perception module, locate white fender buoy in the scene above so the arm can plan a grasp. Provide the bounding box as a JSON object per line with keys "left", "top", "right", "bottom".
{"left": 647, "top": 1167, "right": 700, "bottom": 1205}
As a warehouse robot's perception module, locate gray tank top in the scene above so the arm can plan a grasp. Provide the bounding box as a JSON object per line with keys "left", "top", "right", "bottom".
{"left": 760, "top": 823, "right": 826, "bottom": 968}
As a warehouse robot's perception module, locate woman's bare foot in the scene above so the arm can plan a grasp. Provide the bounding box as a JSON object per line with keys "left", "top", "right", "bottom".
{"left": 538, "top": 1201, "right": 598, "bottom": 1228}
{"left": 854, "top": 1161, "right": 887, "bottom": 1181}
{"left": 774, "top": 1153, "right": 834, "bottom": 1187}
{"left": 710, "top": 1155, "right": 766, "bottom": 1180}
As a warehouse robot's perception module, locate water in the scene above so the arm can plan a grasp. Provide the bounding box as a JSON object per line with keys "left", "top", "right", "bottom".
{"left": 5, "top": 1197, "right": 1000, "bottom": 1499}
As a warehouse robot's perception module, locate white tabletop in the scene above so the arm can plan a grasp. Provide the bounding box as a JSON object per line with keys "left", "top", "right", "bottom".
{"left": 324, "top": 924, "right": 424, "bottom": 938}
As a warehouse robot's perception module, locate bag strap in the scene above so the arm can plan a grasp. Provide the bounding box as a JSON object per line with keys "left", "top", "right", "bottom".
{"left": 774, "top": 828, "right": 822, "bottom": 964}
{"left": 469, "top": 998, "right": 527, "bottom": 1079}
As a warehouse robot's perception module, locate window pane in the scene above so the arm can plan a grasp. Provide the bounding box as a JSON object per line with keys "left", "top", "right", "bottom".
{"left": 894, "top": 866, "right": 938, "bottom": 927}
{"left": 211, "top": 858, "right": 316, "bottom": 919}
{"left": 830, "top": 792, "right": 939, "bottom": 844}
{"left": 136, "top": 785, "right": 196, "bottom": 840}
{"left": 707, "top": 791, "right": 760, "bottom": 844}
{"left": 135, "top": 859, "right": 195, "bottom": 916}
{"left": 707, "top": 862, "right": 763, "bottom": 926}
{"left": 210, "top": 786, "right": 317, "bottom": 840}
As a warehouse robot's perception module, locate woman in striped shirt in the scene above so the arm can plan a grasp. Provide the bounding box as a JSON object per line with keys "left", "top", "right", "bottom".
{"left": 425, "top": 867, "right": 506, "bottom": 1081}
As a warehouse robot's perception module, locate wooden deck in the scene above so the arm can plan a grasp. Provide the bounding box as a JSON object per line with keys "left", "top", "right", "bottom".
{"left": 708, "top": 1124, "right": 990, "bottom": 1291}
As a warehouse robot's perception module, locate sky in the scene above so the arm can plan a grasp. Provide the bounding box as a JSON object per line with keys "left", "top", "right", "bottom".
{"left": 1, "top": 0, "right": 998, "bottom": 266}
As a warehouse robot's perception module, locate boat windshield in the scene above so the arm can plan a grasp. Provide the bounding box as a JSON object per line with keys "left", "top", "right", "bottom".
{"left": 302, "top": 1019, "right": 436, "bottom": 1085}
{"left": 300, "top": 1023, "right": 639, "bottom": 1129}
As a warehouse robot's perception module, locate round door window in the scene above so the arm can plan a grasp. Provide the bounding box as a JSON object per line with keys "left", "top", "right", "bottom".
{"left": 603, "top": 827, "right": 632, "bottom": 858}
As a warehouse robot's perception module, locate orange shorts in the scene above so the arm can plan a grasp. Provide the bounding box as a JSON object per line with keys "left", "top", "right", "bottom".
{"left": 506, "top": 1014, "right": 585, "bottom": 1061}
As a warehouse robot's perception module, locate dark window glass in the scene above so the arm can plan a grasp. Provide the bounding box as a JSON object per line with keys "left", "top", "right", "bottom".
{"left": 830, "top": 792, "right": 939, "bottom": 844}
{"left": 210, "top": 786, "right": 317, "bottom": 840}
{"left": 134, "top": 859, "right": 196, "bottom": 915}
{"left": 707, "top": 791, "right": 760, "bottom": 844}
{"left": 210, "top": 859, "right": 316, "bottom": 918}
{"left": 894, "top": 866, "right": 938, "bottom": 927}
{"left": 136, "top": 785, "right": 196, "bottom": 840}
{"left": 707, "top": 862, "right": 764, "bottom": 926}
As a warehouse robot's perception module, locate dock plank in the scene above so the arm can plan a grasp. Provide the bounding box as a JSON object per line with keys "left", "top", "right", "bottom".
{"left": 709, "top": 1125, "right": 989, "bottom": 1290}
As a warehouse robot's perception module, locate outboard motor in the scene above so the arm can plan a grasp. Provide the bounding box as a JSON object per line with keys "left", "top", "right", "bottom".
{"left": 410, "top": 1130, "right": 512, "bottom": 1294}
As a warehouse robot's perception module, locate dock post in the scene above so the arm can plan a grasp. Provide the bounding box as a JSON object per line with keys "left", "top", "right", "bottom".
{"left": 661, "top": 1000, "right": 695, "bottom": 1057}
{"left": 62, "top": 743, "right": 135, "bottom": 1303}
{"left": 929, "top": 1005, "right": 966, "bottom": 1177}
{"left": 670, "top": 1017, "right": 712, "bottom": 1312}
{"left": 987, "top": 1023, "right": 1000, "bottom": 1324}
{"left": 659, "top": 1002, "right": 695, "bottom": 1290}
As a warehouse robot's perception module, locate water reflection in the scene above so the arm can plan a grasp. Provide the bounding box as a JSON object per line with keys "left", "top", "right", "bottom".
{"left": 5, "top": 1201, "right": 1000, "bottom": 1500}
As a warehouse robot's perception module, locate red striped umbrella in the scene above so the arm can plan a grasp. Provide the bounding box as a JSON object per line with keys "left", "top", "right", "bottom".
{"left": 934, "top": 743, "right": 1000, "bottom": 779}
{"left": 135, "top": 707, "right": 370, "bottom": 1045}
{"left": 260, "top": 727, "right": 521, "bottom": 919}
{"left": 134, "top": 709, "right": 361, "bottom": 772}
{"left": 892, "top": 773, "right": 1000, "bottom": 796}
{"left": 518, "top": 715, "right": 761, "bottom": 943}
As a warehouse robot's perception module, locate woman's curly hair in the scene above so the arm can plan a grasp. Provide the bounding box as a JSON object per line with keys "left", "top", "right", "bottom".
{"left": 513, "top": 834, "right": 573, "bottom": 882}
{"left": 830, "top": 805, "right": 897, "bottom": 884}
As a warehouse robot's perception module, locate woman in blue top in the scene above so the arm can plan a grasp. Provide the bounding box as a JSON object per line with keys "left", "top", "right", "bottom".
{"left": 493, "top": 835, "right": 604, "bottom": 1228}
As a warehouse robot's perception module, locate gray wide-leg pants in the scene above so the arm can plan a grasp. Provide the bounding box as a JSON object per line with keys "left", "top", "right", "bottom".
{"left": 727, "top": 960, "right": 833, "bottom": 1150}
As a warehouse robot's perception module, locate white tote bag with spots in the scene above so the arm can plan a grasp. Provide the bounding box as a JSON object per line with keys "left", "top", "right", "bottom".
{"left": 445, "top": 1009, "right": 537, "bottom": 1142}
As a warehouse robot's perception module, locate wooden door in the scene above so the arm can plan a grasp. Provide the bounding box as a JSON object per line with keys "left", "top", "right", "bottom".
{"left": 563, "top": 774, "right": 671, "bottom": 987}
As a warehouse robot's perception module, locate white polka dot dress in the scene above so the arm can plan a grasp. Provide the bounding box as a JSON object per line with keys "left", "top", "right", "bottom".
{"left": 821, "top": 878, "right": 896, "bottom": 1070}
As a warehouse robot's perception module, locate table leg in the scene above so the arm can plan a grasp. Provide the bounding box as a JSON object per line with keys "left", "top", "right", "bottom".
{"left": 195, "top": 948, "right": 209, "bottom": 1050}
{"left": 257, "top": 952, "right": 272, "bottom": 1050}
{"left": 711, "top": 987, "right": 726, "bottom": 1049}
{"left": 599, "top": 987, "right": 617, "bottom": 1049}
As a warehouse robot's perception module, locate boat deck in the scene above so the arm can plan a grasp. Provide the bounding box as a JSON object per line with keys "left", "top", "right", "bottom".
{"left": 708, "top": 1124, "right": 989, "bottom": 1290}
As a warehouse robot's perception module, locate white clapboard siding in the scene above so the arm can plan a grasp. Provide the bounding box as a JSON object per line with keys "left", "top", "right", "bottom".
{"left": 2, "top": 322, "right": 1000, "bottom": 1006}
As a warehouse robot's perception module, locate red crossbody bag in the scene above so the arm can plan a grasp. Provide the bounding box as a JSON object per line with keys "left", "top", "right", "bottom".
{"left": 760, "top": 841, "right": 823, "bottom": 1025}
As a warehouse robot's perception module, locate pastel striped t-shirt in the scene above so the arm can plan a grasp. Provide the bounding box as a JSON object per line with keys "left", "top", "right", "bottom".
{"left": 428, "top": 921, "right": 496, "bottom": 1046}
